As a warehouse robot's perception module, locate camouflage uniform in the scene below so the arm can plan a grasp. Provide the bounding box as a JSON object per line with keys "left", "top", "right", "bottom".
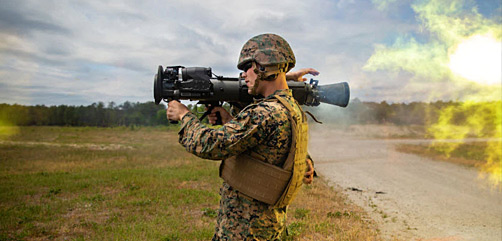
{"left": 179, "top": 89, "right": 302, "bottom": 240}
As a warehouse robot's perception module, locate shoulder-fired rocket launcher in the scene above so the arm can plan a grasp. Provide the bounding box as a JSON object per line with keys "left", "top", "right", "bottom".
{"left": 153, "top": 66, "right": 350, "bottom": 123}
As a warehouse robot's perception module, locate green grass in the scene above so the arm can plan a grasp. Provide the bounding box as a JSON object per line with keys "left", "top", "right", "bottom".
{"left": 0, "top": 126, "right": 220, "bottom": 240}
{"left": 0, "top": 126, "right": 381, "bottom": 240}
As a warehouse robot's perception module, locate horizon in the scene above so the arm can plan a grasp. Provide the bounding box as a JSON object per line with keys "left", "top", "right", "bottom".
{"left": 3, "top": 97, "right": 501, "bottom": 108}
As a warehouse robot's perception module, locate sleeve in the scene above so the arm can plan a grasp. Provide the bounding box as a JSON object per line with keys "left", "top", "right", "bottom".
{"left": 178, "top": 103, "right": 274, "bottom": 160}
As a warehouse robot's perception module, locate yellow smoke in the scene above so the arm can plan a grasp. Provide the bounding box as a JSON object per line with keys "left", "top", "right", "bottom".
{"left": 0, "top": 120, "right": 19, "bottom": 139}
{"left": 366, "top": 0, "right": 501, "bottom": 85}
{"left": 0, "top": 106, "right": 20, "bottom": 139}
{"left": 365, "top": 0, "right": 502, "bottom": 187}
{"left": 429, "top": 101, "right": 502, "bottom": 187}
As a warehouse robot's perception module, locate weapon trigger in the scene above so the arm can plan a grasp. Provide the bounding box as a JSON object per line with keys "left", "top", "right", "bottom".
{"left": 199, "top": 109, "right": 211, "bottom": 122}
{"left": 199, "top": 103, "right": 223, "bottom": 125}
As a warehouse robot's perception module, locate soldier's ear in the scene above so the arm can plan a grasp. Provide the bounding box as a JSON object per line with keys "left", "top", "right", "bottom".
{"left": 255, "top": 62, "right": 265, "bottom": 71}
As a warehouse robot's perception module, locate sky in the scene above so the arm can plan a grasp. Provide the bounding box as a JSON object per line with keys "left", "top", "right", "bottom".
{"left": 0, "top": 0, "right": 500, "bottom": 106}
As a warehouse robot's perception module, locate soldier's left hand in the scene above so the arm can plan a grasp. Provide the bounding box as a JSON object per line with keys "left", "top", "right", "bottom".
{"left": 208, "top": 107, "right": 233, "bottom": 125}
{"left": 303, "top": 158, "right": 314, "bottom": 184}
{"left": 286, "top": 68, "right": 319, "bottom": 82}
{"left": 166, "top": 100, "right": 190, "bottom": 121}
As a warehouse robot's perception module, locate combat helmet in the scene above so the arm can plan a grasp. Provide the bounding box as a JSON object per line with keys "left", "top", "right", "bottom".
{"left": 237, "top": 33, "right": 296, "bottom": 74}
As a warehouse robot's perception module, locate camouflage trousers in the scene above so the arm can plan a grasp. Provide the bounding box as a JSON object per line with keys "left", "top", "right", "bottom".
{"left": 212, "top": 182, "right": 287, "bottom": 241}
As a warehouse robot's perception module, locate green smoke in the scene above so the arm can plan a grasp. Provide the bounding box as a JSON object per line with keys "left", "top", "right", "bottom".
{"left": 365, "top": 0, "right": 501, "bottom": 88}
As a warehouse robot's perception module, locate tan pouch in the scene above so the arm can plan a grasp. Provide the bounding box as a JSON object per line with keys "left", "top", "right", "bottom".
{"left": 220, "top": 153, "right": 291, "bottom": 205}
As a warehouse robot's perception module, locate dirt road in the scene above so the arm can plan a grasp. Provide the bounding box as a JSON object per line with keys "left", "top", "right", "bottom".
{"left": 309, "top": 126, "right": 502, "bottom": 240}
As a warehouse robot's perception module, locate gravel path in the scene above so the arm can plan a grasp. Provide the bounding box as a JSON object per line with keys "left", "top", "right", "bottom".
{"left": 309, "top": 127, "right": 502, "bottom": 240}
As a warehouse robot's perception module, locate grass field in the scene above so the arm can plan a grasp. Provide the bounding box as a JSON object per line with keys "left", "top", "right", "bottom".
{"left": 0, "top": 126, "right": 380, "bottom": 240}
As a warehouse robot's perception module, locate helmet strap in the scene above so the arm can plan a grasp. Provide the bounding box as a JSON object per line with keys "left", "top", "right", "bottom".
{"left": 250, "top": 62, "right": 289, "bottom": 95}
{"left": 254, "top": 62, "right": 289, "bottom": 81}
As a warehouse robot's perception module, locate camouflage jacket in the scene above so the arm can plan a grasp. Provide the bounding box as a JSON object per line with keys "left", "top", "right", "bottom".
{"left": 178, "top": 89, "right": 301, "bottom": 240}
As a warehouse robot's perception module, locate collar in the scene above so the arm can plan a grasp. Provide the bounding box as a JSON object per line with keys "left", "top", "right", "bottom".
{"left": 264, "top": 89, "right": 292, "bottom": 100}
{"left": 253, "top": 89, "right": 292, "bottom": 103}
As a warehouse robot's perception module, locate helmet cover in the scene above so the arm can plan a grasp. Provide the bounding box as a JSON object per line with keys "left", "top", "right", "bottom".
{"left": 237, "top": 33, "right": 295, "bottom": 72}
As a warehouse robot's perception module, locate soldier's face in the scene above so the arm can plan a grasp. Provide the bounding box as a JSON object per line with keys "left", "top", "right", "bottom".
{"left": 242, "top": 63, "right": 259, "bottom": 95}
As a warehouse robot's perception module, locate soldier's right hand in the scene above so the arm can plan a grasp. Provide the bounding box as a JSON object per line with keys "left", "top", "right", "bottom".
{"left": 208, "top": 107, "right": 233, "bottom": 125}
{"left": 166, "top": 100, "right": 189, "bottom": 121}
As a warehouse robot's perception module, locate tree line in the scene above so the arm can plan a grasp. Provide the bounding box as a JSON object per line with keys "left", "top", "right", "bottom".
{"left": 0, "top": 100, "right": 499, "bottom": 127}
{"left": 0, "top": 101, "right": 168, "bottom": 127}
{"left": 305, "top": 98, "right": 453, "bottom": 126}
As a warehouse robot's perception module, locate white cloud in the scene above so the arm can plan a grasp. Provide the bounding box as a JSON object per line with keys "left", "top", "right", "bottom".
{"left": 0, "top": 0, "right": 498, "bottom": 105}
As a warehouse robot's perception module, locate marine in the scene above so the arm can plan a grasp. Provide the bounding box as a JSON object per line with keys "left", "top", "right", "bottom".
{"left": 166, "top": 33, "right": 316, "bottom": 240}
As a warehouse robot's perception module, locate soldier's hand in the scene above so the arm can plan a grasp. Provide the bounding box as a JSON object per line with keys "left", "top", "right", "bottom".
{"left": 208, "top": 107, "right": 233, "bottom": 125}
{"left": 166, "top": 100, "right": 189, "bottom": 121}
{"left": 303, "top": 158, "right": 314, "bottom": 184}
{"left": 286, "top": 68, "right": 319, "bottom": 82}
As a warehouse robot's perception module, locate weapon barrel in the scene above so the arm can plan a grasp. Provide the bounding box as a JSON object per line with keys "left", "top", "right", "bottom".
{"left": 208, "top": 79, "right": 253, "bottom": 103}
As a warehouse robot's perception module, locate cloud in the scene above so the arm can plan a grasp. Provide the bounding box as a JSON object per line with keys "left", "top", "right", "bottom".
{"left": 0, "top": 2, "right": 71, "bottom": 35}
{"left": 0, "top": 0, "right": 499, "bottom": 105}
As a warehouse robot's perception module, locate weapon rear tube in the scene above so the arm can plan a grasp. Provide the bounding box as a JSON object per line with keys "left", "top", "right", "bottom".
{"left": 316, "top": 82, "right": 350, "bottom": 107}
{"left": 286, "top": 81, "right": 350, "bottom": 107}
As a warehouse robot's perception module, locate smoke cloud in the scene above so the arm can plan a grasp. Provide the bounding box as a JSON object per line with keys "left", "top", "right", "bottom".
{"left": 365, "top": 0, "right": 501, "bottom": 101}
{"left": 366, "top": 0, "right": 501, "bottom": 187}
